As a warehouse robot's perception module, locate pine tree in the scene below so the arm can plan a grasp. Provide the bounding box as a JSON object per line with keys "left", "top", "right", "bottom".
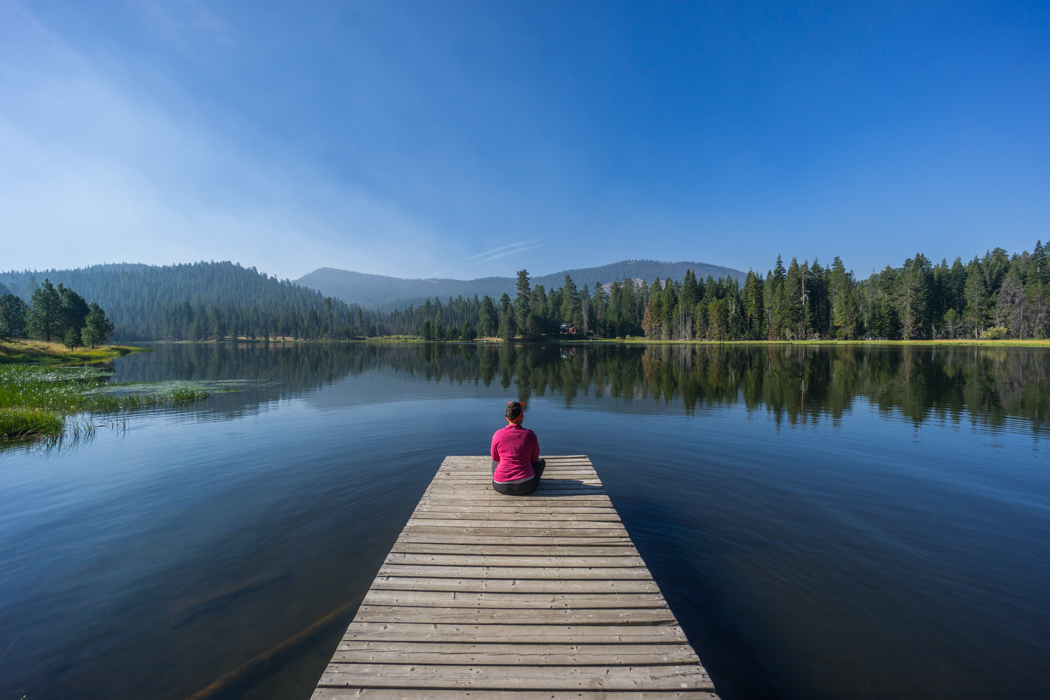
{"left": 82, "top": 302, "right": 115, "bottom": 347}
{"left": 1033, "top": 240, "right": 1048, "bottom": 285}
{"left": 784, "top": 259, "right": 804, "bottom": 339}
{"left": 58, "top": 285, "right": 90, "bottom": 339}
{"left": 478, "top": 296, "right": 498, "bottom": 337}
{"left": 63, "top": 326, "right": 81, "bottom": 349}
{"left": 997, "top": 269, "right": 1028, "bottom": 338}
{"left": 498, "top": 293, "right": 517, "bottom": 341}
{"left": 708, "top": 298, "right": 728, "bottom": 340}
{"left": 29, "top": 279, "right": 62, "bottom": 342}
{"left": 0, "top": 294, "right": 28, "bottom": 339}
{"left": 830, "top": 257, "right": 858, "bottom": 339}
{"left": 580, "top": 284, "right": 592, "bottom": 335}
{"left": 641, "top": 299, "right": 654, "bottom": 337}
{"left": 661, "top": 279, "right": 677, "bottom": 339}
{"left": 895, "top": 254, "right": 932, "bottom": 339}
{"left": 682, "top": 270, "right": 698, "bottom": 306}
{"left": 963, "top": 262, "right": 989, "bottom": 338}
{"left": 649, "top": 280, "right": 664, "bottom": 338}
{"left": 742, "top": 270, "right": 764, "bottom": 340}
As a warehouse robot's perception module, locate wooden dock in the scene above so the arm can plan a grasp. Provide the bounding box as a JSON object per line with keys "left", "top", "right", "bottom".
{"left": 312, "top": 455, "right": 718, "bottom": 699}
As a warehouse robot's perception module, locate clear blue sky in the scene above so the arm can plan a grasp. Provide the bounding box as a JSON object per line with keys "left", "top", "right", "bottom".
{"left": 1, "top": 0, "right": 1047, "bottom": 280}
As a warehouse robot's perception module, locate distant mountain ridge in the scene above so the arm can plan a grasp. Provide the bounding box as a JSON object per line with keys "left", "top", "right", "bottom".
{"left": 297, "top": 260, "right": 746, "bottom": 309}
{"left": 0, "top": 262, "right": 373, "bottom": 340}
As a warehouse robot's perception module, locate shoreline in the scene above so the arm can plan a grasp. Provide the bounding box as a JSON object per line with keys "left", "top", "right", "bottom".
{"left": 0, "top": 341, "right": 196, "bottom": 444}
{"left": 123, "top": 337, "right": 1050, "bottom": 348}
{"left": 0, "top": 339, "right": 150, "bottom": 365}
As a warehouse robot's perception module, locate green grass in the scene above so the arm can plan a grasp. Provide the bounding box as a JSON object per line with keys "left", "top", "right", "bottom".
{"left": 0, "top": 364, "right": 218, "bottom": 444}
{"left": 0, "top": 408, "right": 64, "bottom": 439}
{"left": 0, "top": 339, "right": 147, "bottom": 364}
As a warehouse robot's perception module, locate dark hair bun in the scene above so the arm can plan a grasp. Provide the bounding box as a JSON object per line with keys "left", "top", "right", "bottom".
{"left": 505, "top": 401, "right": 524, "bottom": 421}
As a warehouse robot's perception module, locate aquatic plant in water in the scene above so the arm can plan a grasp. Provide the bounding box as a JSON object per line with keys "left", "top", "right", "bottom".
{"left": 0, "top": 364, "right": 220, "bottom": 442}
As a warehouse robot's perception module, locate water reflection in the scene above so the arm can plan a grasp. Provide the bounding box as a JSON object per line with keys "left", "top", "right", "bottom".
{"left": 116, "top": 342, "right": 1050, "bottom": 435}
{"left": 2, "top": 342, "right": 1048, "bottom": 700}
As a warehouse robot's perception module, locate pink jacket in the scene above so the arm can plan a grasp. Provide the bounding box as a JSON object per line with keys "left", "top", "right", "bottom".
{"left": 491, "top": 423, "right": 540, "bottom": 482}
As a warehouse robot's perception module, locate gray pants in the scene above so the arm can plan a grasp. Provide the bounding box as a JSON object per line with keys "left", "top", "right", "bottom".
{"left": 491, "top": 458, "right": 546, "bottom": 496}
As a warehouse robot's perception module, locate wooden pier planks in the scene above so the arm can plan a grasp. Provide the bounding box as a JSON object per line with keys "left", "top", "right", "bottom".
{"left": 313, "top": 455, "right": 719, "bottom": 699}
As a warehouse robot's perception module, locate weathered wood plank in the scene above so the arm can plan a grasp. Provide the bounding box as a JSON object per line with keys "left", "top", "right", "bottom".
{"left": 314, "top": 690, "right": 719, "bottom": 699}
{"left": 424, "top": 493, "right": 612, "bottom": 500}
{"left": 317, "top": 663, "right": 713, "bottom": 691}
{"left": 351, "top": 606, "right": 678, "bottom": 625}
{"left": 330, "top": 641, "right": 697, "bottom": 665}
{"left": 370, "top": 576, "right": 660, "bottom": 593}
{"left": 340, "top": 623, "right": 689, "bottom": 643}
{"left": 359, "top": 589, "right": 669, "bottom": 609}
{"left": 415, "top": 505, "right": 619, "bottom": 514}
{"left": 390, "top": 543, "right": 638, "bottom": 557}
{"left": 384, "top": 553, "right": 646, "bottom": 567}
{"left": 412, "top": 511, "right": 623, "bottom": 522}
{"left": 402, "top": 527, "right": 629, "bottom": 538}
{"left": 394, "top": 533, "right": 634, "bottom": 546}
{"left": 313, "top": 456, "right": 717, "bottom": 699}
{"left": 378, "top": 564, "right": 652, "bottom": 580}
{"left": 418, "top": 498, "right": 616, "bottom": 507}
{"left": 405, "top": 518, "right": 626, "bottom": 529}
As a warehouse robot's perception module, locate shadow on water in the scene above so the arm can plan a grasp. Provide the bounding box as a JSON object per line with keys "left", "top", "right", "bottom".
{"left": 169, "top": 571, "right": 296, "bottom": 630}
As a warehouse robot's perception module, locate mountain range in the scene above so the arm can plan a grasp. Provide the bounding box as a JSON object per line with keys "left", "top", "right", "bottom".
{"left": 296, "top": 260, "right": 746, "bottom": 309}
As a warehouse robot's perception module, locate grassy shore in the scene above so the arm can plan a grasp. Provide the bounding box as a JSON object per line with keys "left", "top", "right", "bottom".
{"left": 0, "top": 338, "right": 146, "bottom": 364}
{"left": 0, "top": 340, "right": 212, "bottom": 443}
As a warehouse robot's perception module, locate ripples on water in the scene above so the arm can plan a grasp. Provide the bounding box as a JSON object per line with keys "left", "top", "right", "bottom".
{"left": 1, "top": 343, "right": 1048, "bottom": 699}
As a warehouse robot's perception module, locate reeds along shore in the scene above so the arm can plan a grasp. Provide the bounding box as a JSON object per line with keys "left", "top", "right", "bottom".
{"left": 0, "top": 341, "right": 210, "bottom": 443}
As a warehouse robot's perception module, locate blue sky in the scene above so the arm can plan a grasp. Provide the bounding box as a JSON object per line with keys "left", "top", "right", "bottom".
{"left": 1, "top": 1, "right": 1047, "bottom": 280}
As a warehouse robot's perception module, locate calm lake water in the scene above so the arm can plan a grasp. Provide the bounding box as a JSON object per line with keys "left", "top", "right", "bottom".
{"left": 2, "top": 342, "right": 1049, "bottom": 700}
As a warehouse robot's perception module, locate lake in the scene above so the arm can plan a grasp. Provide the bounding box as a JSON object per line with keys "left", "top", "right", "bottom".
{"left": 1, "top": 342, "right": 1048, "bottom": 699}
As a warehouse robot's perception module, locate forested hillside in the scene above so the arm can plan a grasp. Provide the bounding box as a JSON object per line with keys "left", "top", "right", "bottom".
{"left": 388, "top": 243, "right": 1050, "bottom": 341}
{"left": 296, "top": 260, "right": 745, "bottom": 309}
{"left": 0, "top": 262, "right": 378, "bottom": 341}
{"left": 5, "top": 244, "right": 1047, "bottom": 343}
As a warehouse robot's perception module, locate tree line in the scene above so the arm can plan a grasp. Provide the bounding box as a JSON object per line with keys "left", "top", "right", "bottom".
{"left": 5, "top": 245, "right": 1049, "bottom": 342}
{"left": 0, "top": 262, "right": 382, "bottom": 342}
{"left": 0, "top": 279, "right": 115, "bottom": 347}
{"left": 396, "top": 242, "right": 1050, "bottom": 341}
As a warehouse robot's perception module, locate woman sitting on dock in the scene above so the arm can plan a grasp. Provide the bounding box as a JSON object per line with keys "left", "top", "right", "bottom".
{"left": 491, "top": 401, "right": 545, "bottom": 495}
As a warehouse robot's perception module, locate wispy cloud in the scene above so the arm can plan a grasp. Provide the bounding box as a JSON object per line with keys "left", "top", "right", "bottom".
{"left": 0, "top": 3, "right": 445, "bottom": 278}
{"left": 125, "top": 0, "right": 235, "bottom": 50}
{"left": 424, "top": 240, "right": 543, "bottom": 278}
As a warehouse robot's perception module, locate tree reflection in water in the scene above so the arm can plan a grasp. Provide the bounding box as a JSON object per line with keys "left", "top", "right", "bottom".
{"left": 113, "top": 342, "right": 1050, "bottom": 436}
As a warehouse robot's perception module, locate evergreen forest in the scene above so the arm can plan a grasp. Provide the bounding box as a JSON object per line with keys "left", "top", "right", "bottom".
{"left": 0, "top": 279, "right": 115, "bottom": 347}
{"left": 3, "top": 244, "right": 1050, "bottom": 342}
{"left": 387, "top": 243, "right": 1050, "bottom": 341}
{"left": 0, "top": 262, "right": 379, "bottom": 341}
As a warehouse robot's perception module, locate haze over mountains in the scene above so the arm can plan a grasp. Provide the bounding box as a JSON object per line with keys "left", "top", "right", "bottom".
{"left": 0, "top": 259, "right": 744, "bottom": 338}
{"left": 297, "top": 260, "right": 745, "bottom": 309}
